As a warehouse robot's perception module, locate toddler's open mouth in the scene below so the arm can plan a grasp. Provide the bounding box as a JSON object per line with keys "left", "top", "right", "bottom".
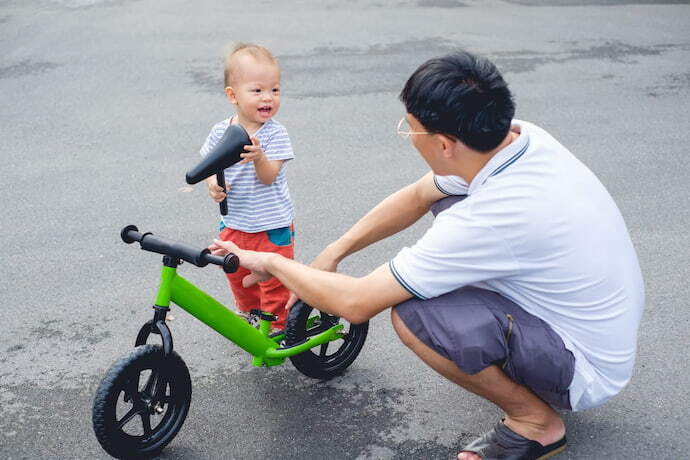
{"left": 258, "top": 106, "right": 272, "bottom": 116}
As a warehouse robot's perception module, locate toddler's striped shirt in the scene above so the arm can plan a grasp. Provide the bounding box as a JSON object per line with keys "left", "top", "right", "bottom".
{"left": 200, "top": 118, "right": 294, "bottom": 233}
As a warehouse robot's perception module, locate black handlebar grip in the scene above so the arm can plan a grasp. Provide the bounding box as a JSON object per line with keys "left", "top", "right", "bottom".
{"left": 121, "top": 225, "right": 141, "bottom": 244}
{"left": 217, "top": 171, "right": 228, "bottom": 216}
{"left": 200, "top": 252, "right": 240, "bottom": 273}
{"left": 222, "top": 253, "right": 240, "bottom": 273}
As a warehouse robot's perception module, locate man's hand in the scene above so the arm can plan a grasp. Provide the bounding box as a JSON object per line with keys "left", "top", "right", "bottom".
{"left": 209, "top": 239, "right": 275, "bottom": 287}
{"left": 239, "top": 136, "right": 266, "bottom": 165}
{"left": 285, "top": 245, "right": 341, "bottom": 310}
{"left": 206, "top": 178, "right": 230, "bottom": 203}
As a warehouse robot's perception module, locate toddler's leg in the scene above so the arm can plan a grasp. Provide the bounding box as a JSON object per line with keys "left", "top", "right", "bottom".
{"left": 257, "top": 226, "right": 295, "bottom": 330}
{"left": 219, "top": 228, "right": 261, "bottom": 312}
{"left": 226, "top": 265, "right": 261, "bottom": 313}
{"left": 258, "top": 277, "right": 291, "bottom": 329}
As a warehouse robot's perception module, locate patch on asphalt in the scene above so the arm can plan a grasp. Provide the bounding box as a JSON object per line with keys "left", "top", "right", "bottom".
{"left": 187, "top": 39, "right": 686, "bottom": 100}
{"left": 492, "top": 41, "right": 683, "bottom": 74}
{"left": 503, "top": 0, "right": 690, "bottom": 5}
{"left": 417, "top": 0, "right": 468, "bottom": 7}
{"left": 646, "top": 72, "right": 690, "bottom": 97}
{"left": 0, "top": 60, "right": 60, "bottom": 80}
{"left": 179, "top": 366, "right": 480, "bottom": 458}
{"left": 43, "top": 0, "right": 143, "bottom": 10}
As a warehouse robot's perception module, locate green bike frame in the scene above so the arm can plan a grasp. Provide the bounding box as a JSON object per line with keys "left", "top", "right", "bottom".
{"left": 155, "top": 265, "right": 344, "bottom": 367}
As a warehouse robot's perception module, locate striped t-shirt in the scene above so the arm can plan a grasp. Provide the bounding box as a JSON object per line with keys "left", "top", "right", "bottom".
{"left": 200, "top": 118, "right": 294, "bottom": 233}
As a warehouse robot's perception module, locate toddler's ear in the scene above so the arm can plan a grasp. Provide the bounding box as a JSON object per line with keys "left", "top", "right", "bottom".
{"left": 224, "top": 86, "right": 237, "bottom": 104}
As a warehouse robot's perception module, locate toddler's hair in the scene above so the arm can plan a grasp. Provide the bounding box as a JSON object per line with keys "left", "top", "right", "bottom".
{"left": 223, "top": 42, "right": 279, "bottom": 88}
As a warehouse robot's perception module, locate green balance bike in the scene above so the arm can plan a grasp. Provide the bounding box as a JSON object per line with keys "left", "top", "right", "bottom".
{"left": 91, "top": 225, "right": 369, "bottom": 459}
{"left": 92, "top": 126, "right": 369, "bottom": 458}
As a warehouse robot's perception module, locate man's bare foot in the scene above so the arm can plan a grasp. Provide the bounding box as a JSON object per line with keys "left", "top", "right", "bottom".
{"left": 457, "top": 414, "right": 565, "bottom": 460}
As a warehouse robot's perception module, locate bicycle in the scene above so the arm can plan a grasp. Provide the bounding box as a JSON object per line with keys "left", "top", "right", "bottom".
{"left": 91, "top": 126, "right": 369, "bottom": 458}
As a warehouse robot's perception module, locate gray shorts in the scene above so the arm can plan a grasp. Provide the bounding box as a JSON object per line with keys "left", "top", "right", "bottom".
{"left": 394, "top": 286, "right": 575, "bottom": 409}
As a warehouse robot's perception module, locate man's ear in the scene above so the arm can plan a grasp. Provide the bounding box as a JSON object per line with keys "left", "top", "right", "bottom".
{"left": 225, "top": 86, "right": 237, "bottom": 104}
{"left": 438, "top": 134, "right": 457, "bottom": 159}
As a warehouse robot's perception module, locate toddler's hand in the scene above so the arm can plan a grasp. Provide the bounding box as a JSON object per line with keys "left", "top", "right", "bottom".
{"left": 207, "top": 180, "right": 230, "bottom": 203}
{"left": 239, "top": 137, "right": 266, "bottom": 164}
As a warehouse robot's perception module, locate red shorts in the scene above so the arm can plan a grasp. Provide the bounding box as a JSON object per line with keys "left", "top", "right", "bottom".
{"left": 218, "top": 225, "right": 294, "bottom": 329}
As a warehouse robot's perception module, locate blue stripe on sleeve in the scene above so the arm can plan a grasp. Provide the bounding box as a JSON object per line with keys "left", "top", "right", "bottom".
{"left": 389, "top": 260, "right": 429, "bottom": 300}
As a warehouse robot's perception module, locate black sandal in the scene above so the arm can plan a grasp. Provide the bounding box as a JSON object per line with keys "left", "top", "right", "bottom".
{"left": 460, "top": 421, "right": 566, "bottom": 460}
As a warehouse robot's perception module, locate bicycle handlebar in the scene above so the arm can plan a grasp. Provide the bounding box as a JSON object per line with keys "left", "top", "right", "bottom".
{"left": 120, "top": 225, "right": 239, "bottom": 273}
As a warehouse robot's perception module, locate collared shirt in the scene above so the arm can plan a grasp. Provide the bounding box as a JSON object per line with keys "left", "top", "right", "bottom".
{"left": 200, "top": 118, "right": 294, "bottom": 233}
{"left": 390, "top": 120, "right": 645, "bottom": 411}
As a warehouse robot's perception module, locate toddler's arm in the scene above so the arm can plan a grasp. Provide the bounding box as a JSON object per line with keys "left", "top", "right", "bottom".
{"left": 240, "top": 136, "right": 284, "bottom": 185}
{"left": 200, "top": 122, "right": 233, "bottom": 202}
{"left": 205, "top": 176, "right": 230, "bottom": 203}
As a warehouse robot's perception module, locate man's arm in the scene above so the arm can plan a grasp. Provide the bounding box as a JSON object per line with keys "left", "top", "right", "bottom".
{"left": 209, "top": 172, "right": 449, "bottom": 320}
{"left": 266, "top": 258, "right": 412, "bottom": 324}
{"left": 315, "top": 171, "right": 448, "bottom": 269}
{"left": 209, "top": 240, "right": 414, "bottom": 324}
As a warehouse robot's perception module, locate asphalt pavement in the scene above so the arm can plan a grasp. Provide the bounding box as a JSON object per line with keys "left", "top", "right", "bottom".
{"left": 1, "top": 1, "right": 689, "bottom": 459}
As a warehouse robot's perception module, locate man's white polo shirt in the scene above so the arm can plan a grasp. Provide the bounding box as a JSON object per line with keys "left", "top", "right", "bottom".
{"left": 390, "top": 120, "right": 645, "bottom": 411}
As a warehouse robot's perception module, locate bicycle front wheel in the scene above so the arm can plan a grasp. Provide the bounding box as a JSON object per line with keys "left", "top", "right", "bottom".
{"left": 92, "top": 344, "right": 191, "bottom": 459}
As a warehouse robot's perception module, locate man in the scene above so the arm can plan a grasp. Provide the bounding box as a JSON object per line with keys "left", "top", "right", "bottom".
{"left": 211, "top": 51, "right": 644, "bottom": 460}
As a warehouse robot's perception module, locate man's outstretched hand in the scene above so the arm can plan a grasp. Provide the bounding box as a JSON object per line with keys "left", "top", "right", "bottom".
{"left": 209, "top": 239, "right": 274, "bottom": 287}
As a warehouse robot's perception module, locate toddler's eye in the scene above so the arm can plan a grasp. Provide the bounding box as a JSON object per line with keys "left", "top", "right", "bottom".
{"left": 252, "top": 89, "right": 261, "bottom": 93}
{"left": 272, "top": 88, "right": 280, "bottom": 94}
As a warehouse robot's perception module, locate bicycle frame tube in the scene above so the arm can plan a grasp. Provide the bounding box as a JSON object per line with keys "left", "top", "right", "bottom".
{"left": 154, "top": 265, "right": 347, "bottom": 366}
{"left": 156, "top": 266, "right": 276, "bottom": 358}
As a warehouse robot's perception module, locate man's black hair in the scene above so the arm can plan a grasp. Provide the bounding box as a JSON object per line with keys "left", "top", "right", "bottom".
{"left": 399, "top": 50, "right": 515, "bottom": 152}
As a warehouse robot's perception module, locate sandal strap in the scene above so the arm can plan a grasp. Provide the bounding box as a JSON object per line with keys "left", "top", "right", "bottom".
{"left": 461, "top": 421, "right": 566, "bottom": 460}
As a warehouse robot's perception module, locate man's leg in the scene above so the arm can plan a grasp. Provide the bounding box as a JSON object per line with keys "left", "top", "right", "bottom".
{"left": 390, "top": 308, "right": 565, "bottom": 460}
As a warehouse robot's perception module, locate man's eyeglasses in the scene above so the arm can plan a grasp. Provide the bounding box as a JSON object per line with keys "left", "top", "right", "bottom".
{"left": 397, "top": 117, "right": 431, "bottom": 139}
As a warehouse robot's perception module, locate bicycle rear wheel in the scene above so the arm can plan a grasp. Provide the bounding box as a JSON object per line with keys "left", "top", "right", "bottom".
{"left": 285, "top": 301, "right": 368, "bottom": 379}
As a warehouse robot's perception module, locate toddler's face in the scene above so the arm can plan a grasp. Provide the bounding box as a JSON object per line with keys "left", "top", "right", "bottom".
{"left": 226, "top": 56, "right": 281, "bottom": 130}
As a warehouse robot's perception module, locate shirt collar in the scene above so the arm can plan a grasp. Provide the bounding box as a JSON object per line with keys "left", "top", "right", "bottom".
{"left": 228, "top": 116, "right": 273, "bottom": 136}
{"left": 467, "top": 121, "right": 529, "bottom": 194}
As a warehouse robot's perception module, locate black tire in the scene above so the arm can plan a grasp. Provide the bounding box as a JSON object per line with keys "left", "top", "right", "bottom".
{"left": 92, "top": 345, "right": 191, "bottom": 459}
{"left": 285, "top": 301, "right": 368, "bottom": 379}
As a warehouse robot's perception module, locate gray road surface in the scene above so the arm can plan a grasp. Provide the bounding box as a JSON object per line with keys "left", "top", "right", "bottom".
{"left": 1, "top": 0, "right": 689, "bottom": 459}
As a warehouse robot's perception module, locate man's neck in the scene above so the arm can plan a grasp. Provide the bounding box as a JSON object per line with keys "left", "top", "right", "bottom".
{"left": 454, "top": 130, "right": 518, "bottom": 184}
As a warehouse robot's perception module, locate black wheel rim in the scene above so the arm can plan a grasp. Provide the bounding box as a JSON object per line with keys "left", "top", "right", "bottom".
{"left": 303, "top": 309, "right": 366, "bottom": 372}
{"left": 110, "top": 362, "right": 186, "bottom": 452}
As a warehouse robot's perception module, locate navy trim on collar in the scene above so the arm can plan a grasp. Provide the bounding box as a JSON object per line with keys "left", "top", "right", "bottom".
{"left": 434, "top": 175, "right": 453, "bottom": 196}
{"left": 486, "top": 139, "right": 530, "bottom": 181}
{"left": 467, "top": 122, "right": 529, "bottom": 194}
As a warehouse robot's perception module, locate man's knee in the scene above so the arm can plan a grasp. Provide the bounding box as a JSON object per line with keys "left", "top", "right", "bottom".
{"left": 390, "top": 290, "right": 507, "bottom": 374}
{"left": 390, "top": 304, "right": 417, "bottom": 349}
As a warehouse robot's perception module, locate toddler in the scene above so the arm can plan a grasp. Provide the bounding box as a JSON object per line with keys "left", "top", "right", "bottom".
{"left": 200, "top": 43, "right": 294, "bottom": 332}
